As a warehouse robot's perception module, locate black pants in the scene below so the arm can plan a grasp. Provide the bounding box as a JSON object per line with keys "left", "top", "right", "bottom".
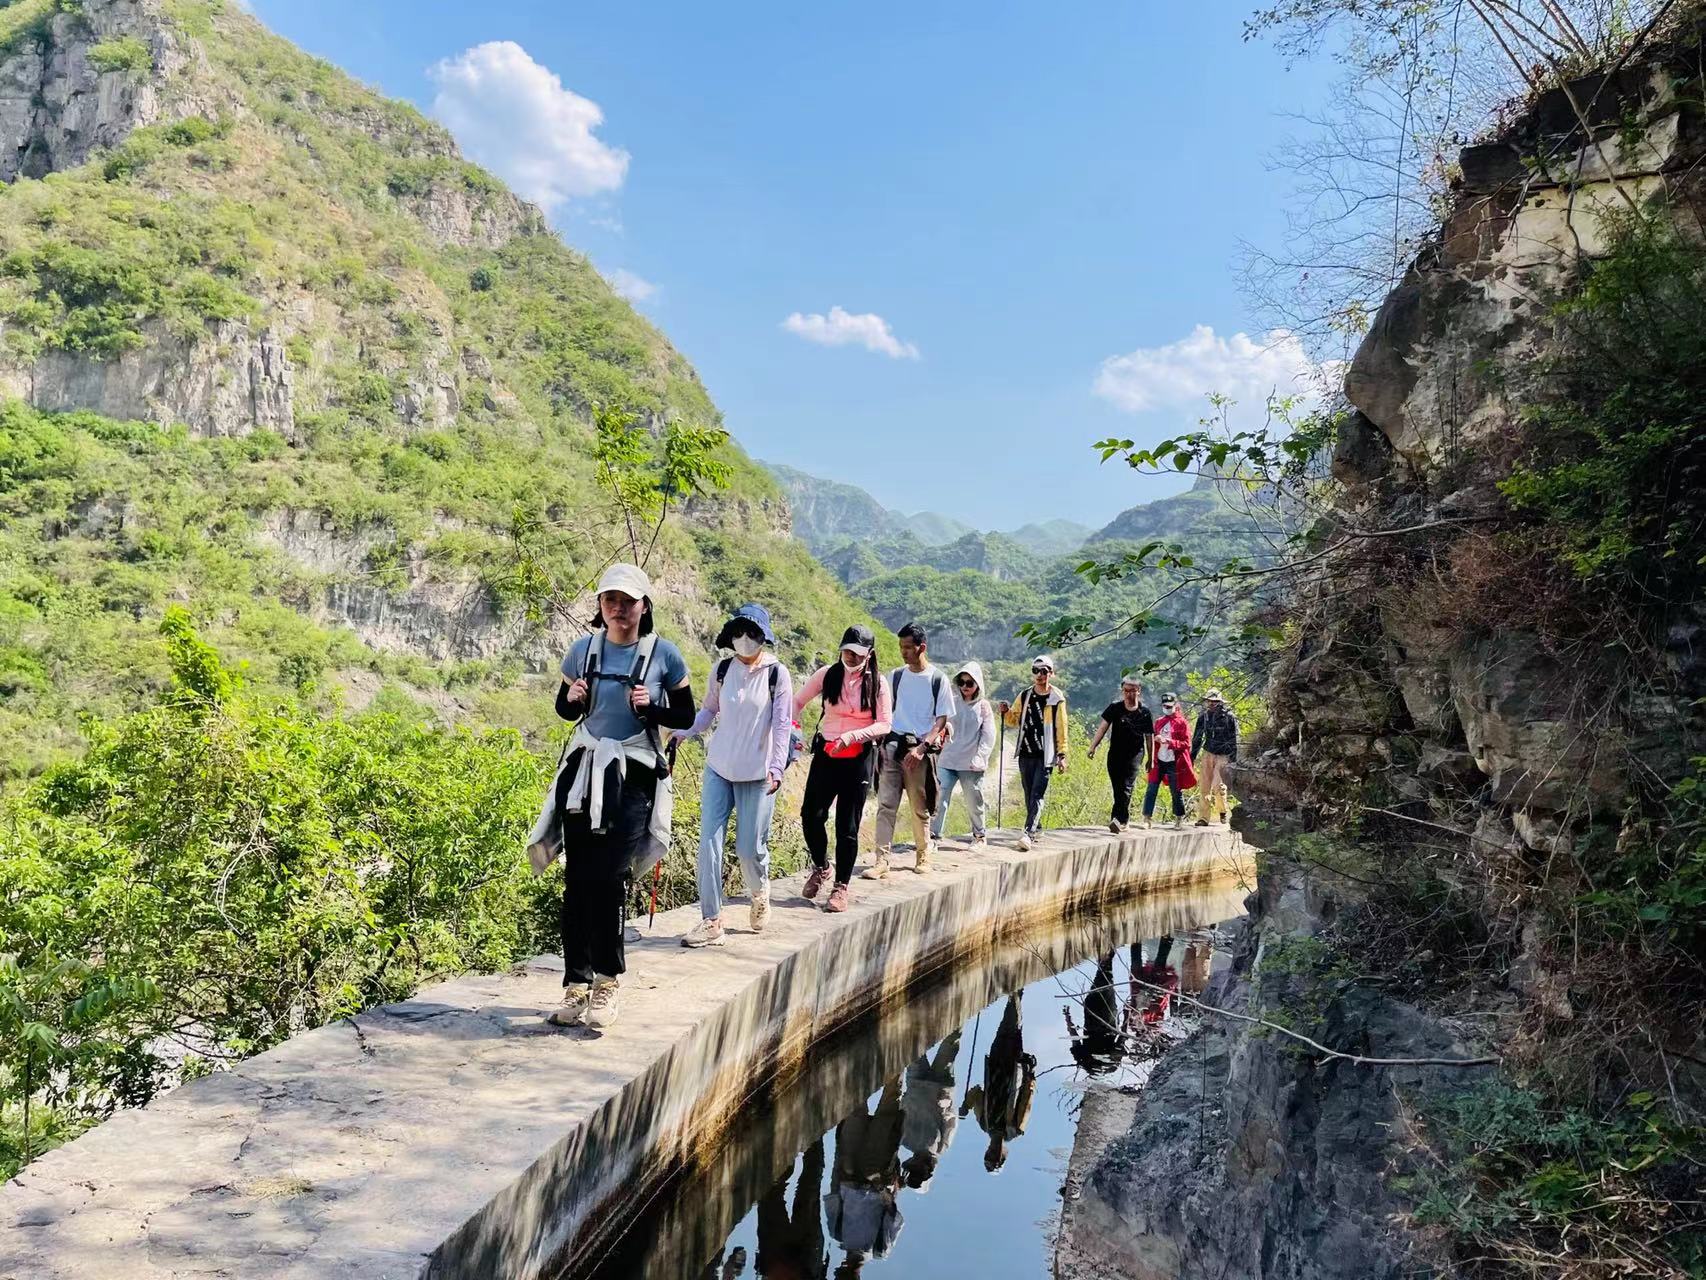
{"left": 1107, "top": 751, "right": 1141, "bottom": 825}
{"left": 801, "top": 746, "right": 871, "bottom": 885}
{"left": 1143, "top": 759, "right": 1182, "bottom": 819}
{"left": 1018, "top": 755, "right": 1051, "bottom": 833}
{"left": 557, "top": 758, "right": 655, "bottom": 986}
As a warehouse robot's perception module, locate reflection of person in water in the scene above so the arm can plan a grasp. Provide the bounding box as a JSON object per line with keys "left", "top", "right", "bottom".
{"left": 959, "top": 994, "right": 1038, "bottom": 1172}
{"left": 756, "top": 1138, "right": 829, "bottom": 1280}
{"left": 900, "top": 1030, "right": 961, "bottom": 1190}
{"left": 1065, "top": 953, "right": 1123, "bottom": 1074}
{"left": 824, "top": 1077, "right": 906, "bottom": 1272}
{"left": 1128, "top": 936, "right": 1180, "bottom": 1030}
{"left": 700, "top": 1246, "right": 749, "bottom": 1279}
{"left": 1178, "top": 931, "right": 1214, "bottom": 996}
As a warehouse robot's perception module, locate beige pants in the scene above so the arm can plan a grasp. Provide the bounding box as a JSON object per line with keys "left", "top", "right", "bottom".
{"left": 1197, "top": 750, "right": 1230, "bottom": 822}
{"left": 875, "top": 740, "right": 932, "bottom": 854}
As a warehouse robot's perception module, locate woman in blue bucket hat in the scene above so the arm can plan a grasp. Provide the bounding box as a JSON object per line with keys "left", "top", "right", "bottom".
{"left": 678, "top": 603, "right": 797, "bottom": 948}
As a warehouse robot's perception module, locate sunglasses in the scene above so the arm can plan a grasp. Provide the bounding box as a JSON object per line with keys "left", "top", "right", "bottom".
{"left": 955, "top": 677, "right": 977, "bottom": 688}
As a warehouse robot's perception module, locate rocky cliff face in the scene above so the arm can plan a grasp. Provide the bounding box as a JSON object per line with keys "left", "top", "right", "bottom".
{"left": 1068, "top": 856, "right": 1478, "bottom": 1280}
{"left": 1265, "top": 53, "right": 1706, "bottom": 854}
{"left": 0, "top": 0, "right": 218, "bottom": 181}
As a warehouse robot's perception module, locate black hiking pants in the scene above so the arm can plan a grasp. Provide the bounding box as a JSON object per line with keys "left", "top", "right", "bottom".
{"left": 801, "top": 746, "right": 872, "bottom": 885}
{"left": 1108, "top": 750, "right": 1141, "bottom": 826}
{"left": 557, "top": 758, "right": 655, "bottom": 986}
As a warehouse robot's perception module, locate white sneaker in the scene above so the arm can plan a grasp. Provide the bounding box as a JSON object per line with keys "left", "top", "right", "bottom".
{"left": 1172, "top": 815, "right": 1184, "bottom": 831}
{"left": 682, "top": 918, "right": 726, "bottom": 948}
{"left": 749, "top": 887, "right": 770, "bottom": 934}
{"left": 1143, "top": 817, "right": 1153, "bottom": 830}
{"left": 548, "top": 983, "right": 590, "bottom": 1027}
{"left": 970, "top": 835, "right": 987, "bottom": 851}
{"left": 586, "top": 979, "right": 619, "bottom": 1029}
{"left": 1016, "top": 833, "right": 1032, "bottom": 852}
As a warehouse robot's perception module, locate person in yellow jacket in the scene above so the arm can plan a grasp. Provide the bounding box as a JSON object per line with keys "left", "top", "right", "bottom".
{"left": 997, "top": 655, "right": 1068, "bottom": 851}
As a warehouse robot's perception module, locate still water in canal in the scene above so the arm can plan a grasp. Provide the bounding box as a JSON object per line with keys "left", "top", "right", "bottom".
{"left": 570, "top": 876, "right": 1248, "bottom": 1280}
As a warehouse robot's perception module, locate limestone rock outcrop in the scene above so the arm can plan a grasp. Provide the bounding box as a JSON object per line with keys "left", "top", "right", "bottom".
{"left": 1263, "top": 47, "right": 1706, "bottom": 850}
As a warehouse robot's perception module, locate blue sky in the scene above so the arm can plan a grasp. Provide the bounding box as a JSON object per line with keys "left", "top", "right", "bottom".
{"left": 248, "top": 0, "right": 1338, "bottom": 530}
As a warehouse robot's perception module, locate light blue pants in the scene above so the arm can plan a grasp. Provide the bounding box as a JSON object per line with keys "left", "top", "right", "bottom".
{"left": 930, "top": 767, "right": 987, "bottom": 838}
{"left": 697, "top": 766, "right": 777, "bottom": 920}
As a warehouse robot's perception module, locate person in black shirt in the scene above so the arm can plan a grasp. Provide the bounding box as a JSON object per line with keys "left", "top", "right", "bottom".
{"left": 1086, "top": 676, "right": 1153, "bottom": 833}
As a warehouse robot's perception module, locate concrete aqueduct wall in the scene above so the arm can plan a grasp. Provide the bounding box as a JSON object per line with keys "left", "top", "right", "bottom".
{"left": 0, "top": 827, "right": 1253, "bottom": 1280}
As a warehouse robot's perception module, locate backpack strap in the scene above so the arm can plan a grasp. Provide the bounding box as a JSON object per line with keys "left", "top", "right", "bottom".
{"left": 716, "top": 656, "right": 733, "bottom": 688}
{"left": 580, "top": 632, "right": 606, "bottom": 717}
{"left": 890, "top": 668, "right": 903, "bottom": 708}
{"left": 768, "top": 663, "right": 780, "bottom": 698}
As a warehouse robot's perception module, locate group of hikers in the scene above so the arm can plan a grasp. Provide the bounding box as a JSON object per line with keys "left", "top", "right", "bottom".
{"left": 528, "top": 563, "right": 1239, "bottom": 1030}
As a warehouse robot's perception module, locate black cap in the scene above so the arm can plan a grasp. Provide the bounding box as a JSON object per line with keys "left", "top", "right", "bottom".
{"left": 839, "top": 624, "right": 875, "bottom": 655}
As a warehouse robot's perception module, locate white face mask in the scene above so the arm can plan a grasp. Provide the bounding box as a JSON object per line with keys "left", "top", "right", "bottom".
{"left": 732, "top": 636, "right": 762, "bottom": 659}
{"left": 841, "top": 651, "right": 866, "bottom": 671}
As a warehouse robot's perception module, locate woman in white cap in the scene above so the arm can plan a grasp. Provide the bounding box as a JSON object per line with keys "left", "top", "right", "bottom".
{"left": 679, "top": 603, "right": 794, "bottom": 949}
{"left": 998, "top": 655, "right": 1069, "bottom": 851}
{"left": 545, "top": 563, "right": 693, "bottom": 1028}
{"left": 931, "top": 661, "right": 994, "bottom": 849}
{"left": 792, "top": 624, "right": 893, "bottom": 913}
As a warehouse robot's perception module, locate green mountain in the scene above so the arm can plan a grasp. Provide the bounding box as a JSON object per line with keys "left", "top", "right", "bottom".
{"left": 798, "top": 465, "right": 1281, "bottom": 699}
{"left": 0, "top": 0, "right": 878, "bottom": 779}
{"left": 763, "top": 461, "right": 1091, "bottom": 559}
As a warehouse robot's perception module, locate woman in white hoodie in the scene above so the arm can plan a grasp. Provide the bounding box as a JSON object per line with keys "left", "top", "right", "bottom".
{"left": 931, "top": 661, "right": 995, "bottom": 849}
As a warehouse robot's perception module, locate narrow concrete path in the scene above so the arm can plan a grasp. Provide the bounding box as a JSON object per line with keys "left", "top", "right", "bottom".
{"left": 0, "top": 826, "right": 1252, "bottom": 1280}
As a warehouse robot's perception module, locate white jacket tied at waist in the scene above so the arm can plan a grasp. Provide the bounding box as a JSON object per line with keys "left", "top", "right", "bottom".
{"left": 526, "top": 723, "right": 673, "bottom": 878}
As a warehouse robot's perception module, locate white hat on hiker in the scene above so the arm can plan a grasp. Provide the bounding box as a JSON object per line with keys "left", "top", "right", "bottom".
{"left": 597, "top": 563, "right": 651, "bottom": 601}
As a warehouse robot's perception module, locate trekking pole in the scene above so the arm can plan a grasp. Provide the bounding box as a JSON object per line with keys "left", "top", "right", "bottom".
{"left": 960, "top": 1005, "right": 984, "bottom": 1110}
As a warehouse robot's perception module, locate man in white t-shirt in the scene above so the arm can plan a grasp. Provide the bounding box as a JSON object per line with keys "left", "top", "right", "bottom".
{"left": 868, "top": 622, "right": 954, "bottom": 879}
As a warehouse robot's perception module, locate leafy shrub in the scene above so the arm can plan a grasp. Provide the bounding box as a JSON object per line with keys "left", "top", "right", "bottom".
{"left": 1501, "top": 214, "right": 1706, "bottom": 608}
{"left": 88, "top": 36, "right": 152, "bottom": 74}
{"left": 0, "top": 614, "right": 554, "bottom": 1176}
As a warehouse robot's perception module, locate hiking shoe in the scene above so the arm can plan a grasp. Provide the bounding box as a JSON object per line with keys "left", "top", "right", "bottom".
{"left": 749, "top": 887, "right": 770, "bottom": 934}
{"left": 825, "top": 883, "right": 850, "bottom": 913}
{"left": 914, "top": 842, "right": 933, "bottom": 874}
{"left": 802, "top": 865, "right": 831, "bottom": 900}
{"left": 1194, "top": 818, "right": 1210, "bottom": 827}
{"left": 548, "top": 983, "right": 591, "bottom": 1027}
{"left": 586, "top": 979, "right": 619, "bottom": 1029}
{"left": 1016, "top": 833, "right": 1032, "bottom": 852}
{"left": 970, "top": 835, "right": 987, "bottom": 851}
{"left": 682, "top": 918, "right": 726, "bottom": 948}
{"left": 1172, "top": 816, "right": 1184, "bottom": 831}
{"left": 1109, "top": 819, "right": 1123, "bottom": 834}
{"left": 1142, "top": 817, "right": 1153, "bottom": 830}
{"left": 861, "top": 853, "right": 891, "bottom": 880}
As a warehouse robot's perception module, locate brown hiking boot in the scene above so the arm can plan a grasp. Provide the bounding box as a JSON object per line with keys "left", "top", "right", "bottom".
{"left": 825, "top": 882, "right": 850, "bottom": 913}
{"left": 861, "top": 852, "right": 891, "bottom": 880}
{"left": 914, "top": 842, "right": 933, "bottom": 874}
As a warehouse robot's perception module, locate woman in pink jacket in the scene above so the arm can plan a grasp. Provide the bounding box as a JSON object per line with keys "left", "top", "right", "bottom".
{"left": 793, "top": 624, "right": 893, "bottom": 912}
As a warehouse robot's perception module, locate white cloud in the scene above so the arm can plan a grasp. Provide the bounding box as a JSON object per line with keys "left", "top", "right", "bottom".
{"left": 781, "top": 306, "right": 919, "bottom": 359}
{"left": 604, "top": 267, "right": 657, "bottom": 302}
{"left": 1093, "top": 325, "right": 1328, "bottom": 415}
{"left": 428, "top": 41, "right": 628, "bottom": 214}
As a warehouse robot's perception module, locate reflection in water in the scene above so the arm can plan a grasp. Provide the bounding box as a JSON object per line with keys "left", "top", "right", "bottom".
{"left": 568, "top": 878, "right": 1244, "bottom": 1280}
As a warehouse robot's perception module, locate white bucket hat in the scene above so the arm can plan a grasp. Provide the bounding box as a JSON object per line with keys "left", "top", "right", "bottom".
{"left": 597, "top": 562, "right": 651, "bottom": 601}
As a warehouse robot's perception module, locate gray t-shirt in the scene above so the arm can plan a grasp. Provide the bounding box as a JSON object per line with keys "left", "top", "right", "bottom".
{"left": 560, "top": 634, "right": 690, "bottom": 741}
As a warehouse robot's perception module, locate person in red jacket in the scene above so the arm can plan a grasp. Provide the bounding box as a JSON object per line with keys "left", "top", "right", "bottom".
{"left": 1142, "top": 692, "right": 1196, "bottom": 829}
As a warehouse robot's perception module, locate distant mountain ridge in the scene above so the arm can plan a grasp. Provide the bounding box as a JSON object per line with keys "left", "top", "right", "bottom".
{"left": 763, "top": 462, "right": 1093, "bottom": 556}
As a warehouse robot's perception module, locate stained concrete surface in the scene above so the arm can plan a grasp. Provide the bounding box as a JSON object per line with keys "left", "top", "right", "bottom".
{"left": 0, "top": 826, "right": 1251, "bottom": 1280}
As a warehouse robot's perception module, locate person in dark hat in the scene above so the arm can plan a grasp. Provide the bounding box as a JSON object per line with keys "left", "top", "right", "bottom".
{"left": 680, "top": 603, "right": 794, "bottom": 948}
{"left": 792, "top": 625, "right": 893, "bottom": 912}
